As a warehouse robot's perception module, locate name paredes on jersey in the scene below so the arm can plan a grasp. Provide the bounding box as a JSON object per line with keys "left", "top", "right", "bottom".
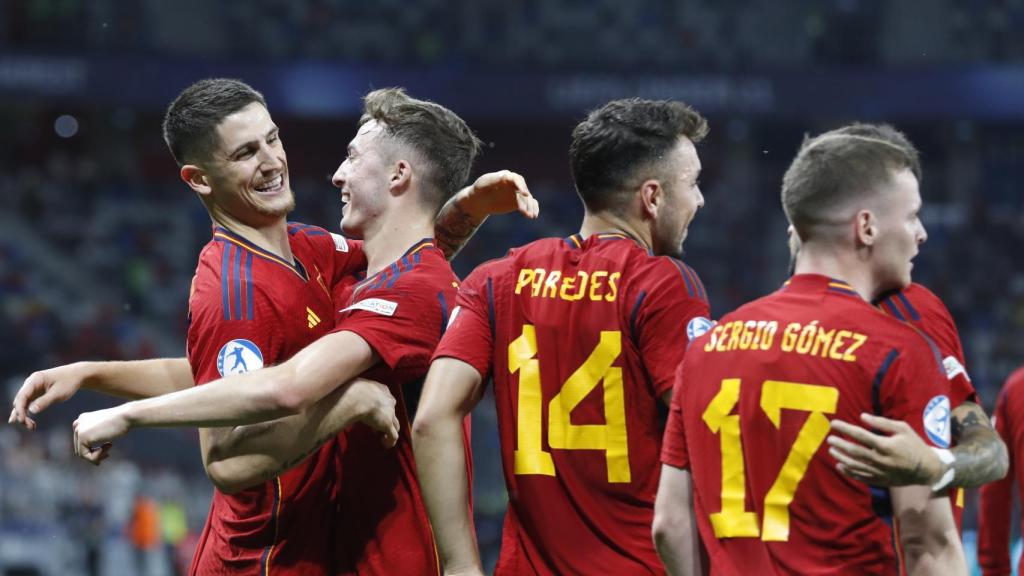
{"left": 703, "top": 319, "right": 867, "bottom": 362}
{"left": 515, "top": 267, "right": 620, "bottom": 302}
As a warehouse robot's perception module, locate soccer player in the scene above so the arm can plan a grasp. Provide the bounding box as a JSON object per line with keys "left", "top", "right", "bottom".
{"left": 64, "top": 87, "right": 493, "bottom": 576}
{"left": 10, "top": 80, "right": 535, "bottom": 575}
{"left": 655, "top": 123, "right": 966, "bottom": 575}
{"left": 413, "top": 98, "right": 713, "bottom": 575}
{"left": 978, "top": 366, "right": 1024, "bottom": 576}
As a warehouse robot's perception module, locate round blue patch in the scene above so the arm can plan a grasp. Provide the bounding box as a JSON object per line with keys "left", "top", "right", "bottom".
{"left": 923, "top": 395, "right": 951, "bottom": 448}
{"left": 687, "top": 316, "right": 714, "bottom": 341}
{"left": 216, "top": 339, "right": 264, "bottom": 377}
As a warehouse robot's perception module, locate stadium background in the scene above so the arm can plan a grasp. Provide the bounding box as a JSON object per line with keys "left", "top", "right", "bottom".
{"left": 0, "top": 1, "right": 1022, "bottom": 574}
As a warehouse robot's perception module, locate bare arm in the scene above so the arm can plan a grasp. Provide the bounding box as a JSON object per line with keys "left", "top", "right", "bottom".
{"left": 891, "top": 484, "right": 967, "bottom": 576}
{"left": 10, "top": 359, "right": 193, "bottom": 429}
{"left": 434, "top": 171, "right": 538, "bottom": 259}
{"left": 652, "top": 464, "right": 702, "bottom": 576}
{"left": 411, "top": 358, "right": 486, "bottom": 576}
{"left": 72, "top": 331, "right": 379, "bottom": 460}
{"left": 828, "top": 404, "right": 1008, "bottom": 488}
{"left": 202, "top": 378, "right": 399, "bottom": 494}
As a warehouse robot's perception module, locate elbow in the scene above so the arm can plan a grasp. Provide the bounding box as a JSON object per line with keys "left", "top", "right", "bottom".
{"left": 205, "top": 460, "right": 257, "bottom": 495}
{"left": 264, "top": 370, "right": 314, "bottom": 415}
{"left": 651, "top": 507, "right": 682, "bottom": 550}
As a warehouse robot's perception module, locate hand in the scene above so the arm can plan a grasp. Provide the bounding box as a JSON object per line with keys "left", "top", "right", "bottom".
{"left": 343, "top": 378, "right": 400, "bottom": 448}
{"left": 10, "top": 362, "right": 93, "bottom": 430}
{"left": 73, "top": 407, "right": 131, "bottom": 465}
{"left": 827, "top": 413, "right": 945, "bottom": 486}
{"left": 457, "top": 170, "right": 539, "bottom": 221}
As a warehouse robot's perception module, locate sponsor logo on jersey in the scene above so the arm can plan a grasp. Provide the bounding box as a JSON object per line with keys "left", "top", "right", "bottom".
{"left": 942, "top": 355, "right": 970, "bottom": 381}
{"left": 446, "top": 306, "right": 461, "bottom": 328}
{"left": 331, "top": 233, "right": 349, "bottom": 252}
{"left": 341, "top": 298, "right": 398, "bottom": 317}
{"left": 923, "top": 395, "right": 951, "bottom": 448}
{"left": 216, "top": 339, "right": 264, "bottom": 377}
{"left": 687, "top": 316, "right": 714, "bottom": 340}
{"left": 307, "top": 307, "right": 321, "bottom": 329}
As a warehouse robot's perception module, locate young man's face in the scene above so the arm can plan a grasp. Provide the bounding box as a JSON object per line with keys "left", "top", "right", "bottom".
{"left": 203, "top": 102, "right": 294, "bottom": 225}
{"left": 332, "top": 120, "right": 393, "bottom": 238}
{"left": 652, "top": 136, "right": 703, "bottom": 258}
{"left": 870, "top": 168, "right": 927, "bottom": 292}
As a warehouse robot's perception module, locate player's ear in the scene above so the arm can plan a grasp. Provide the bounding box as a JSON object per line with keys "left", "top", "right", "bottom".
{"left": 854, "top": 209, "right": 877, "bottom": 247}
{"left": 389, "top": 159, "right": 412, "bottom": 196}
{"left": 640, "top": 179, "right": 663, "bottom": 219}
{"left": 181, "top": 165, "right": 213, "bottom": 197}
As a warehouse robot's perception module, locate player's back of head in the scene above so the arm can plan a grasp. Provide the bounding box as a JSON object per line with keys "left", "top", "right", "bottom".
{"left": 570, "top": 98, "right": 708, "bottom": 213}
{"left": 163, "top": 78, "right": 267, "bottom": 167}
{"left": 359, "top": 88, "right": 482, "bottom": 213}
{"left": 782, "top": 123, "right": 921, "bottom": 243}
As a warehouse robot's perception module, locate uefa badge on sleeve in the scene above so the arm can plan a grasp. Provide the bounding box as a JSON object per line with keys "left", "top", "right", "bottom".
{"left": 217, "top": 339, "right": 265, "bottom": 377}
{"left": 687, "top": 317, "right": 714, "bottom": 341}
{"left": 923, "top": 395, "right": 951, "bottom": 448}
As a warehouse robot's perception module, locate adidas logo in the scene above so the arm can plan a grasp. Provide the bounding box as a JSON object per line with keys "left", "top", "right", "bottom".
{"left": 307, "top": 307, "right": 321, "bottom": 329}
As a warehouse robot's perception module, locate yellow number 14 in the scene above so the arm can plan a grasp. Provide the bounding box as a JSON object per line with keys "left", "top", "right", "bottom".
{"left": 703, "top": 378, "right": 838, "bottom": 542}
{"left": 509, "top": 325, "right": 631, "bottom": 483}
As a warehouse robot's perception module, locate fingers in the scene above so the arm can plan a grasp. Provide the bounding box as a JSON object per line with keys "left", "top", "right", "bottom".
{"left": 829, "top": 419, "right": 885, "bottom": 449}
{"left": 10, "top": 372, "right": 43, "bottom": 427}
{"left": 859, "top": 412, "right": 912, "bottom": 434}
{"left": 826, "top": 434, "right": 884, "bottom": 464}
{"left": 835, "top": 462, "right": 888, "bottom": 485}
{"left": 81, "top": 443, "right": 113, "bottom": 466}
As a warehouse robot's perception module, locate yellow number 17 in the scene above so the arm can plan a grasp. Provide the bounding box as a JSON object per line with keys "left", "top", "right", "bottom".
{"left": 508, "top": 325, "right": 631, "bottom": 483}
{"left": 703, "top": 378, "right": 838, "bottom": 542}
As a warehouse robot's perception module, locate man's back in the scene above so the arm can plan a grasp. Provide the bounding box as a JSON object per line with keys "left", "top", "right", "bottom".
{"left": 435, "top": 233, "right": 711, "bottom": 575}
{"left": 674, "top": 274, "right": 950, "bottom": 575}
{"left": 978, "top": 366, "right": 1024, "bottom": 576}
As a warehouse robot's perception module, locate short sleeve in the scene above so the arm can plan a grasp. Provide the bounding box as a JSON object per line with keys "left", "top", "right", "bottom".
{"left": 636, "top": 259, "right": 712, "bottom": 397}
{"left": 660, "top": 360, "right": 691, "bottom": 469}
{"left": 333, "top": 285, "right": 442, "bottom": 374}
{"left": 878, "top": 337, "right": 954, "bottom": 449}
{"left": 432, "top": 268, "right": 495, "bottom": 378}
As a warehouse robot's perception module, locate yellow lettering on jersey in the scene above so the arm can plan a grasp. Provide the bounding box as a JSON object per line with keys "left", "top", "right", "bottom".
{"left": 513, "top": 268, "right": 620, "bottom": 303}
{"left": 705, "top": 319, "right": 865, "bottom": 363}
{"left": 548, "top": 330, "right": 630, "bottom": 483}
{"left": 509, "top": 325, "right": 555, "bottom": 476}
{"left": 703, "top": 378, "right": 760, "bottom": 538}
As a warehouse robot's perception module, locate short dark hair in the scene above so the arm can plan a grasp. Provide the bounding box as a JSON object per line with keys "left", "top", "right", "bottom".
{"left": 782, "top": 123, "right": 922, "bottom": 241}
{"left": 359, "top": 88, "right": 482, "bottom": 210}
{"left": 162, "top": 78, "right": 267, "bottom": 167}
{"left": 569, "top": 98, "right": 708, "bottom": 212}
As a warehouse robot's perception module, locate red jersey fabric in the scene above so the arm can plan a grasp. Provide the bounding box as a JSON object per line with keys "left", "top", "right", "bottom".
{"left": 978, "top": 366, "right": 1024, "bottom": 576}
{"left": 433, "top": 233, "right": 712, "bottom": 576}
{"left": 875, "top": 282, "right": 977, "bottom": 529}
{"left": 329, "top": 239, "right": 460, "bottom": 576}
{"left": 186, "top": 223, "right": 367, "bottom": 576}
{"left": 663, "top": 275, "right": 952, "bottom": 576}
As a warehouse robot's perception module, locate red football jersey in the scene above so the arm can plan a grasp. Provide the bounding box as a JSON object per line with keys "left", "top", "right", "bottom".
{"left": 664, "top": 275, "right": 952, "bottom": 576}
{"left": 876, "top": 283, "right": 977, "bottom": 529}
{"left": 329, "top": 238, "right": 461, "bottom": 576}
{"left": 978, "top": 366, "right": 1024, "bottom": 576}
{"left": 186, "top": 223, "right": 366, "bottom": 576}
{"left": 433, "top": 233, "right": 713, "bottom": 576}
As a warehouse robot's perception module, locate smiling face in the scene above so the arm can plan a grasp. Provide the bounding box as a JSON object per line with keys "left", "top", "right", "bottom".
{"left": 200, "top": 102, "right": 294, "bottom": 226}
{"left": 651, "top": 136, "right": 704, "bottom": 258}
{"left": 331, "top": 120, "right": 394, "bottom": 238}
{"left": 868, "top": 167, "right": 927, "bottom": 292}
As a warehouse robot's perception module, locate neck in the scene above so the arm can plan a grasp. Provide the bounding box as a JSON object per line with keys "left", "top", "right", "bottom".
{"left": 210, "top": 207, "right": 293, "bottom": 262}
{"left": 793, "top": 242, "right": 879, "bottom": 301}
{"left": 579, "top": 210, "right": 652, "bottom": 252}
{"left": 362, "top": 209, "right": 435, "bottom": 275}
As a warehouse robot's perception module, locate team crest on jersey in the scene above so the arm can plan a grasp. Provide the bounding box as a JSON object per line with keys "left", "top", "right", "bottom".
{"left": 923, "top": 395, "right": 951, "bottom": 448}
{"left": 687, "top": 316, "right": 714, "bottom": 341}
{"left": 216, "top": 339, "right": 264, "bottom": 377}
{"left": 331, "top": 233, "right": 349, "bottom": 253}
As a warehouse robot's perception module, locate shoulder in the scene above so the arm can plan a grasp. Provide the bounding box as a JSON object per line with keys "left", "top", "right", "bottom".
{"left": 629, "top": 255, "right": 708, "bottom": 305}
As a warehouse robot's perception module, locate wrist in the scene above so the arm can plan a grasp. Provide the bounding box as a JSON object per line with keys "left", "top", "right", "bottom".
{"left": 453, "top": 188, "right": 489, "bottom": 223}
{"left": 929, "top": 447, "right": 956, "bottom": 491}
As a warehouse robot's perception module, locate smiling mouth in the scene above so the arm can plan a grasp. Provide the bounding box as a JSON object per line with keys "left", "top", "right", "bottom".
{"left": 255, "top": 174, "right": 284, "bottom": 194}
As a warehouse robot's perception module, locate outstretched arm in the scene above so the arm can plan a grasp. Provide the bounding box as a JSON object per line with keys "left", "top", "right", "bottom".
{"left": 827, "top": 403, "right": 1008, "bottom": 488}
{"left": 72, "top": 330, "right": 378, "bottom": 461}
{"left": 412, "top": 358, "right": 486, "bottom": 576}
{"left": 10, "top": 359, "right": 193, "bottom": 429}
{"left": 434, "top": 170, "right": 538, "bottom": 259}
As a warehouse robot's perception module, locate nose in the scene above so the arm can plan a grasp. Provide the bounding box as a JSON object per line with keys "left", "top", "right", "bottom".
{"left": 257, "top": 142, "right": 284, "bottom": 171}
{"left": 917, "top": 220, "right": 928, "bottom": 245}
{"left": 695, "top": 186, "right": 704, "bottom": 209}
{"left": 331, "top": 162, "right": 346, "bottom": 189}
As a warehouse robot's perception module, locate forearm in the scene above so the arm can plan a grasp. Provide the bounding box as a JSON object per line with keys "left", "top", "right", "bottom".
{"left": 653, "top": 466, "right": 702, "bottom": 576}
{"left": 204, "top": 385, "right": 359, "bottom": 492}
{"left": 82, "top": 358, "right": 194, "bottom": 399}
{"left": 948, "top": 403, "right": 1009, "bottom": 488}
{"left": 434, "top": 189, "right": 486, "bottom": 260}
{"left": 894, "top": 486, "right": 967, "bottom": 576}
{"left": 412, "top": 412, "right": 480, "bottom": 572}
